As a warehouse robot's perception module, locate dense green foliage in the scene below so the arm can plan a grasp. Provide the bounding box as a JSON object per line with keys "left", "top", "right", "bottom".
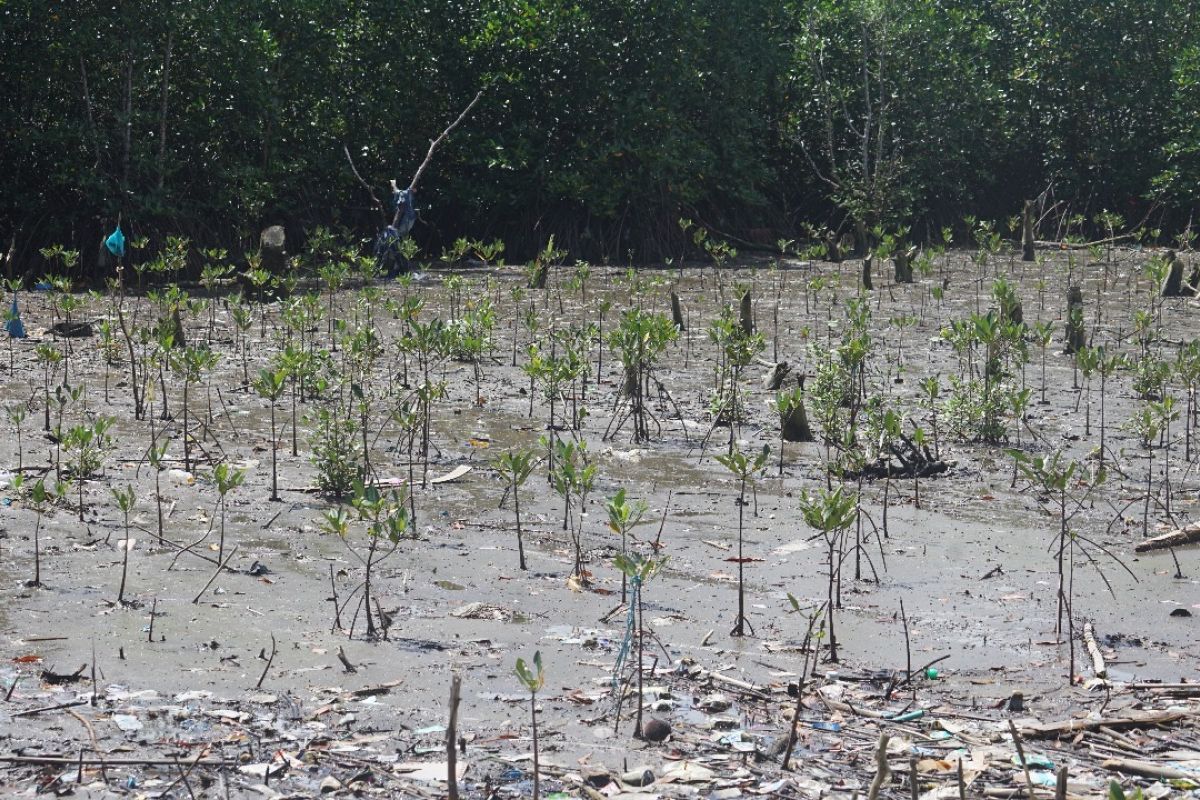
{"left": 1, "top": 0, "right": 1197, "bottom": 270}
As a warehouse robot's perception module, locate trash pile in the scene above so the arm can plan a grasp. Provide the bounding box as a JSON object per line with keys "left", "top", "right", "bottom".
{"left": 1, "top": 634, "right": 1197, "bottom": 798}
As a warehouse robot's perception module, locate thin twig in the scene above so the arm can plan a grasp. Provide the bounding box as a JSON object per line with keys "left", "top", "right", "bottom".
{"left": 192, "top": 544, "right": 238, "bottom": 604}
{"left": 256, "top": 634, "right": 277, "bottom": 689}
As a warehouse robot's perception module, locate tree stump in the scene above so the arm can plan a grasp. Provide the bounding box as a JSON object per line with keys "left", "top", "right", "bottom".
{"left": 761, "top": 361, "right": 792, "bottom": 391}
{"left": 825, "top": 233, "right": 843, "bottom": 263}
{"left": 1161, "top": 251, "right": 1184, "bottom": 297}
{"left": 1184, "top": 264, "right": 1200, "bottom": 297}
{"left": 894, "top": 248, "right": 914, "bottom": 284}
{"left": 260, "top": 226, "right": 286, "bottom": 272}
{"left": 739, "top": 290, "right": 754, "bottom": 336}
{"left": 670, "top": 291, "right": 686, "bottom": 331}
{"left": 1002, "top": 298, "right": 1023, "bottom": 326}
{"left": 529, "top": 262, "right": 548, "bottom": 290}
{"left": 1022, "top": 200, "right": 1036, "bottom": 262}
{"left": 782, "top": 401, "right": 815, "bottom": 443}
{"left": 1064, "top": 286, "right": 1085, "bottom": 354}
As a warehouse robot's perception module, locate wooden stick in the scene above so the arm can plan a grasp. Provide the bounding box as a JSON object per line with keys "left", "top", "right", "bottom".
{"left": 866, "top": 733, "right": 890, "bottom": 800}
{"left": 1082, "top": 622, "right": 1106, "bottom": 678}
{"left": 447, "top": 672, "right": 462, "bottom": 800}
{"left": 0, "top": 754, "right": 238, "bottom": 767}
{"left": 256, "top": 633, "right": 276, "bottom": 689}
{"left": 407, "top": 89, "right": 485, "bottom": 194}
{"left": 1008, "top": 719, "right": 1038, "bottom": 800}
{"left": 192, "top": 545, "right": 238, "bottom": 604}
{"left": 13, "top": 700, "right": 88, "bottom": 717}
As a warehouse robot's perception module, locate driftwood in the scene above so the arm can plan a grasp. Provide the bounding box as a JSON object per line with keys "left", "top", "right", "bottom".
{"left": 846, "top": 432, "right": 949, "bottom": 481}
{"left": 1020, "top": 709, "right": 1186, "bottom": 738}
{"left": 1082, "top": 622, "right": 1106, "bottom": 678}
{"left": 1134, "top": 522, "right": 1200, "bottom": 553}
{"left": 1101, "top": 758, "right": 1198, "bottom": 781}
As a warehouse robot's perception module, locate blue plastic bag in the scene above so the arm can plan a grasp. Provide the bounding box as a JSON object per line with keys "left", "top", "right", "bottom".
{"left": 391, "top": 189, "right": 416, "bottom": 237}
{"left": 4, "top": 296, "right": 26, "bottom": 339}
{"left": 105, "top": 224, "right": 126, "bottom": 258}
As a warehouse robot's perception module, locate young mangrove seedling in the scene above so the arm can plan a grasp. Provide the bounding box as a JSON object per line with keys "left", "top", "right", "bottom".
{"left": 606, "top": 488, "right": 649, "bottom": 603}
{"left": 111, "top": 485, "right": 136, "bottom": 605}
{"left": 716, "top": 443, "right": 770, "bottom": 636}
{"left": 494, "top": 447, "right": 540, "bottom": 570}
{"left": 612, "top": 552, "right": 667, "bottom": 739}
{"left": 514, "top": 651, "right": 545, "bottom": 800}
{"left": 253, "top": 367, "right": 288, "bottom": 502}
{"left": 798, "top": 485, "right": 858, "bottom": 662}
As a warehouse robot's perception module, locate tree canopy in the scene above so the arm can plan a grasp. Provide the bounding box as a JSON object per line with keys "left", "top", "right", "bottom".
{"left": 1, "top": 0, "right": 1196, "bottom": 271}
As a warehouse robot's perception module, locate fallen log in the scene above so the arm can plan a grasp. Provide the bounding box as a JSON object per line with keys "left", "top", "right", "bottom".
{"left": 1020, "top": 710, "right": 1186, "bottom": 739}
{"left": 1101, "top": 758, "right": 1198, "bottom": 781}
{"left": 1134, "top": 523, "right": 1200, "bottom": 553}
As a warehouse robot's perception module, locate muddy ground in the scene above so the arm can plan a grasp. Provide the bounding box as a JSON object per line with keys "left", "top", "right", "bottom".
{"left": 0, "top": 248, "right": 1197, "bottom": 798}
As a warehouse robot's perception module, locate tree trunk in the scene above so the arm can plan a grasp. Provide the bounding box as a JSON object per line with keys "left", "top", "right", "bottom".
{"left": 1161, "top": 251, "right": 1184, "bottom": 297}
{"left": 1022, "top": 200, "right": 1036, "bottom": 262}
{"left": 157, "top": 30, "right": 174, "bottom": 192}
{"left": 1064, "top": 286, "right": 1086, "bottom": 354}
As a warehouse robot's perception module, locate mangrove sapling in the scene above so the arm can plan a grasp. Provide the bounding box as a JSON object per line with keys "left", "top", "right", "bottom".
{"left": 111, "top": 485, "right": 136, "bottom": 605}
{"left": 606, "top": 308, "right": 678, "bottom": 443}
{"left": 63, "top": 416, "right": 114, "bottom": 521}
{"left": 6, "top": 404, "right": 27, "bottom": 471}
{"left": 612, "top": 552, "right": 668, "bottom": 739}
{"left": 321, "top": 482, "right": 411, "bottom": 640}
{"left": 230, "top": 298, "right": 253, "bottom": 387}
{"left": 513, "top": 652, "right": 545, "bottom": 800}
{"left": 716, "top": 444, "right": 770, "bottom": 637}
{"left": 313, "top": 400, "right": 364, "bottom": 500}
{"left": 1177, "top": 340, "right": 1200, "bottom": 463}
{"left": 798, "top": 485, "right": 858, "bottom": 662}
{"left": 14, "top": 476, "right": 67, "bottom": 588}
{"left": 145, "top": 438, "right": 169, "bottom": 544}
{"left": 549, "top": 438, "right": 597, "bottom": 584}
{"left": 1094, "top": 347, "right": 1124, "bottom": 467}
{"left": 252, "top": 367, "right": 288, "bottom": 502}
{"left": 1031, "top": 321, "right": 1053, "bottom": 405}
{"left": 34, "top": 343, "right": 62, "bottom": 431}
{"left": 780, "top": 598, "right": 825, "bottom": 771}
{"left": 170, "top": 345, "right": 219, "bottom": 472}
{"left": 919, "top": 376, "right": 941, "bottom": 459}
{"left": 1127, "top": 399, "right": 1180, "bottom": 538}
{"left": 606, "top": 488, "right": 649, "bottom": 602}
{"left": 212, "top": 462, "right": 246, "bottom": 563}
{"left": 705, "top": 305, "right": 766, "bottom": 456}
{"left": 494, "top": 448, "right": 539, "bottom": 570}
